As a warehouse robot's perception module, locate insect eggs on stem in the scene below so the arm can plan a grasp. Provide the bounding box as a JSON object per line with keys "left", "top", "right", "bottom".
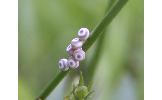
{"left": 78, "top": 28, "right": 90, "bottom": 41}
{"left": 68, "top": 57, "right": 79, "bottom": 69}
{"left": 73, "top": 49, "right": 85, "bottom": 61}
{"left": 58, "top": 58, "right": 69, "bottom": 71}
{"left": 71, "top": 38, "right": 83, "bottom": 49}
{"left": 58, "top": 28, "right": 90, "bottom": 71}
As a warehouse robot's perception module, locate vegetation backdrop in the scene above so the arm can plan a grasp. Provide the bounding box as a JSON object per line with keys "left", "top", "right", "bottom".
{"left": 19, "top": 0, "right": 144, "bottom": 100}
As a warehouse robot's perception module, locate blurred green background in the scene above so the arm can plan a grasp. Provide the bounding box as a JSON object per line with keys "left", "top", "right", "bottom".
{"left": 18, "top": 0, "right": 144, "bottom": 100}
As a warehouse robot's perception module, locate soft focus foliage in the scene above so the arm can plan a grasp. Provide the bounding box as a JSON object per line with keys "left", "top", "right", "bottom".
{"left": 19, "top": 0, "right": 143, "bottom": 100}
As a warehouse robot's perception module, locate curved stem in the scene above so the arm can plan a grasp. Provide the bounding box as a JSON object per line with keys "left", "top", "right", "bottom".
{"left": 37, "top": 0, "right": 128, "bottom": 99}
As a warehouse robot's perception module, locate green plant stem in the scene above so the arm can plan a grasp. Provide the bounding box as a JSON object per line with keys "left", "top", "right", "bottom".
{"left": 86, "top": 32, "right": 105, "bottom": 88}
{"left": 37, "top": 0, "right": 128, "bottom": 99}
{"left": 85, "top": 0, "right": 117, "bottom": 87}
{"left": 83, "top": 0, "right": 128, "bottom": 50}
{"left": 36, "top": 71, "right": 69, "bottom": 100}
{"left": 79, "top": 71, "right": 84, "bottom": 86}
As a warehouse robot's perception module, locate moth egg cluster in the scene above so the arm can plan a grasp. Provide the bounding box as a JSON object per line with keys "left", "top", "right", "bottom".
{"left": 59, "top": 28, "right": 90, "bottom": 71}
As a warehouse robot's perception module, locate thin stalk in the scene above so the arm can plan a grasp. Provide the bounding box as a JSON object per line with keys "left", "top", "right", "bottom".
{"left": 86, "top": 0, "right": 117, "bottom": 87}
{"left": 79, "top": 71, "right": 84, "bottom": 86}
{"left": 37, "top": 0, "right": 128, "bottom": 99}
{"left": 86, "top": 32, "right": 105, "bottom": 89}
{"left": 36, "top": 71, "right": 69, "bottom": 100}
{"left": 83, "top": 0, "right": 128, "bottom": 50}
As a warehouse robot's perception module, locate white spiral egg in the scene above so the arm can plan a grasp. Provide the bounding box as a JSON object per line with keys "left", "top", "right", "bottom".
{"left": 66, "top": 44, "right": 74, "bottom": 55}
{"left": 74, "top": 49, "right": 85, "bottom": 61}
{"left": 78, "top": 28, "right": 90, "bottom": 41}
{"left": 58, "top": 59, "right": 69, "bottom": 71}
{"left": 68, "top": 58, "right": 79, "bottom": 69}
{"left": 71, "top": 38, "right": 83, "bottom": 49}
